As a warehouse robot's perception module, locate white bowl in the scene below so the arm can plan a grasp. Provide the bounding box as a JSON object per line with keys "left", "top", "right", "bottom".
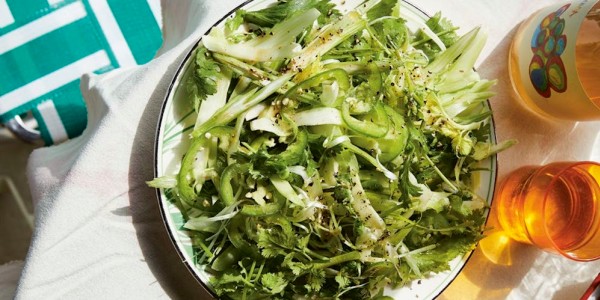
{"left": 153, "top": 1, "right": 498, "bottom": 298}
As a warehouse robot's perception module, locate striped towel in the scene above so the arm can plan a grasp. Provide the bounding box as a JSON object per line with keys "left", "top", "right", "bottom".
{"left": 0, "top": 0, "right": 162, "bottom": 145}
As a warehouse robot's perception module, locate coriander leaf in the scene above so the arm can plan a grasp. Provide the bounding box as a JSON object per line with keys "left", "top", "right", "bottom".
{"left": 261, "top": 272, "right": 288, "bottom": 294}
{"left": 366, "top": 0, "right": 398, "bottom": 20}
{"left": 241, "top": 0, "right": 340, "bottom": 27}
{"left": 304, "top": 269, "right": 326, "bottom": 293}
{"left": 425, "top": 12, "right": 459, "bottom": 46}
{"left": 257, "top": 227, "right": 290, "bottom": 258}
{"left": 413, "top": 233, "right": 479, "bottom": 273}
{"left": 414, "top": 12, "right": 459, "bottom": 59}
{"left": 335, "top": 271, "right": 350, "bottom": 289}
{"left": 188, "top": 47, "right": 220, "bottom": 111}
{"left": 211, "top": 272, "right": 247, "bottom": 294}
{"left": 371, "top": 18, "right": 408, "bottom": 52}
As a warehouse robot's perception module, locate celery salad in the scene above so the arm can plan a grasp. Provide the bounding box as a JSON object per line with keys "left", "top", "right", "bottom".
{"left": 150, "top": 0, "right": 513, "bottom": 299}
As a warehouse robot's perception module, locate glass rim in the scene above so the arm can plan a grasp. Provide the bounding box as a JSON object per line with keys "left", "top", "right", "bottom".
{"left": 541, "top": 161, "right": 600, "bottom": 261}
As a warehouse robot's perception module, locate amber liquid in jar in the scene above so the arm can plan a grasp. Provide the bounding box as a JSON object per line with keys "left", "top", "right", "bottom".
{"left": 509, "top": 1, "right": 600, "bottom": 120}
{"left": 495, "top": 163, "right": 600, "bottom": 260}
{"left": 576, "top": 2, "right": 600, "bottom": 105}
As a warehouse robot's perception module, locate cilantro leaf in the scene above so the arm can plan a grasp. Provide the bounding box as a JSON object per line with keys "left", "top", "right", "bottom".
{"left": 425, "top": 12, "right": 459, "bottom": 46}
{"left": 188, "top": 47, "right": 220, "bottom": 111}
{"left": 366, "top": 0, "right": 398, "bottom": 20}
{"left": 414, "top": 12, "right": 459, "bottom": 59}
{"left": 304, "top": 269, "right": 326, "bottom": 293}
{"left": 240, "top": 0, "right": 340, "bottom": 27}
{"left": 261, "top": 272, "right": 288, "bottom": 294}
{"left": 371, "top": 18, "right": 408, "bottom": 51}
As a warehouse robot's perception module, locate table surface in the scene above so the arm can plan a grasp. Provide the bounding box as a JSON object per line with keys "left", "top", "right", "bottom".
{"left": 14, "top": 1, "right": 600, "bottom": 299}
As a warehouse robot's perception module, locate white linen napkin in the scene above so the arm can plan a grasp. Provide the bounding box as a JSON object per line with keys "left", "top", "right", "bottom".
{"left": 16, "top": 0, "right": 600, "bottom": 299}
{"left": 16, "top": 1, "right": 244, "bottom": 299}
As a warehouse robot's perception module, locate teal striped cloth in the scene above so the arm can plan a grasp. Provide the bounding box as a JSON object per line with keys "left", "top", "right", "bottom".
{"left": 0, "top": 0, "right": 162, "bottom": 144}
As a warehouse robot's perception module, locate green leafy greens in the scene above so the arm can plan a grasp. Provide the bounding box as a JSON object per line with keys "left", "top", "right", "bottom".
{"left": 150, "top": 0, "right": 515, "bottom": 299}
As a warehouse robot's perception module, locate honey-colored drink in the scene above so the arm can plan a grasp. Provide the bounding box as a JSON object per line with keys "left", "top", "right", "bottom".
{"left": 495, "top": 162, "right": 600, "bottom": 261}
{"left": 576, "top": 2, "right": 600, "bottom": 106}
{"left": 509, "top": 1, "right": 600, "bottom": 120}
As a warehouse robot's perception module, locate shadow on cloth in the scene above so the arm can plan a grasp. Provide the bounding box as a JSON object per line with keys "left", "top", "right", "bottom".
{"left": 126, "top": 3, "right": 214, "bottom": 298}
{"left": 126, "top": 55, "right": 212, "bottom": 299}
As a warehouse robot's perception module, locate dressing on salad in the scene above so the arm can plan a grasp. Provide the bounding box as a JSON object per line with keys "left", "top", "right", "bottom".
{"left": 149, "top": 0, "right": 515, "bottom": 298}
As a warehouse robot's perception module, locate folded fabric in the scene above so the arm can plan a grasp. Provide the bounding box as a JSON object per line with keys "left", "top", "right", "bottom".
{"left": 16, "top": 0, "right": 242, "bottom": 298}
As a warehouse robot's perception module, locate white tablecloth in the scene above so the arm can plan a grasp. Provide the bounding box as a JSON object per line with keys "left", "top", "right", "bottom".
{"left": 15, "top": 0, "right": 600, "bottom": 299}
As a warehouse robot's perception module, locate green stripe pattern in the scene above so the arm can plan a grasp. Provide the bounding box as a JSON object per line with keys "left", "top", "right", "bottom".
{"left": 0, "top": 0, "right": 162, "bottom": 144}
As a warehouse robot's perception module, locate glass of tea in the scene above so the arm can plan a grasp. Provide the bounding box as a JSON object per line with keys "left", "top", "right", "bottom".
{"left": 494, "top": 161, "right": 600, "bottom": 261}
{"left": 508, "top": 0, "right": 600, "bottom": 121}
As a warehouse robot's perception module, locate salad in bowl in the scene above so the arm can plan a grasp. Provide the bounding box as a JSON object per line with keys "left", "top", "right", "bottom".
{"left": 150, "top": 0, "right": 513, "bottom": 298}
